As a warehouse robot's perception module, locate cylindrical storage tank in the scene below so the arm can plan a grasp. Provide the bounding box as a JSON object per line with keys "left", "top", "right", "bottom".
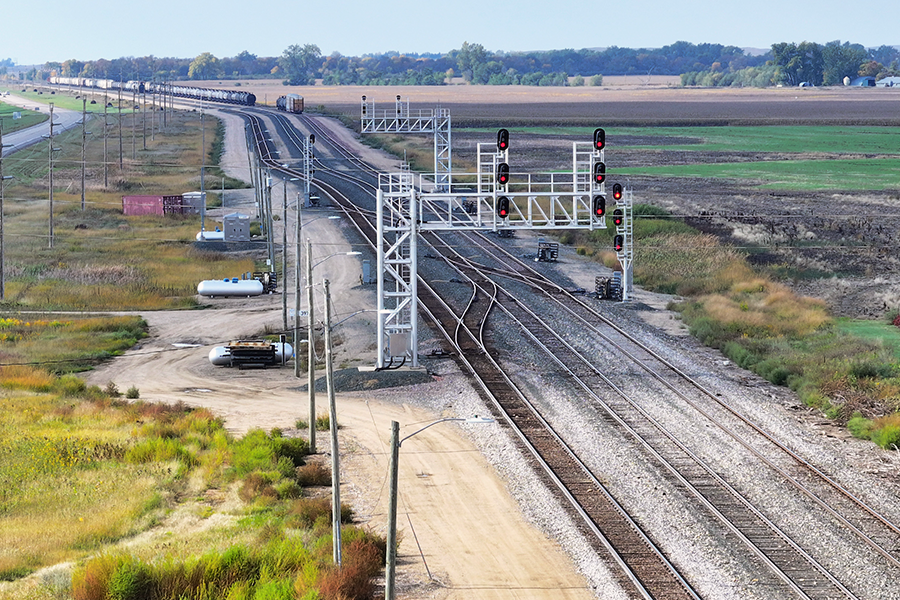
{"left": 209, "top": 346, "right": 232, "bottom": 366}
{"left": 196, "top": 230, "right": 225, "bottom": 241}
{"left": 197, "top": 279, "right": 264, "bottom": 297}
{"left": 274, "top": 342, "right": 294, "bottom": 363}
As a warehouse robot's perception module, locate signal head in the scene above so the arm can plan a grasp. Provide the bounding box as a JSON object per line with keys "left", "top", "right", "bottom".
{"left": 612, "top": 183, "right": 623, "bottom": 201}
{"left": 497, "top": 163, "right": 510, "bottom": 186}
{"left": 614, "top": 234, "right": 624, "bottom": 252}
{"left": 593, "top": 128, "right": 606, "bottom": 151}
{"left": 592, "top": 195, "right": 606, "bottom": 217}
{"left": 593, "top": 161, "right": 606, "bottom": 185}
{"left": 497, "top": 128, "right": 509, "bottom": 152}
{"left": 612, "top": 208, "right": 623, "bottom": 227}
{"left": 497, "top": 196, "right": 510, "bottom": 218}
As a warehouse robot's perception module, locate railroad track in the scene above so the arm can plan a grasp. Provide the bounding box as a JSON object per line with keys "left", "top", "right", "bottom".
{"left": 240, "top": 108, "right": 899, "bottom": 599}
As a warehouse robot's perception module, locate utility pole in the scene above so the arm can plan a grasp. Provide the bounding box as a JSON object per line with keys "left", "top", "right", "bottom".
{"left": 117, "top": 82, "right": 123, "bottom": 170}
{"left": 386, "top": 420, "right": 400, "bottom": 600}
{"left": 324, "top": 278, "right": 341, "bottom": 567}
{"left": 200, "top": 105, "right": 205, "bottom": 236}
{"left": 294, "top": 196, "right": 302, "bottom": 378}
{"left": 81, "top": 98, "right": 87, "bottom": 211}
{"left": 142, "top": 90, "right": 146, "bottom": 150}
{"left": 48, "top": 103, "right": 55, "bottom": 249}
{"left": 103, "top": 96, "right": 109, "bottom": 188}
{"left": 131, "top": 86, "right": 136, "bottom": 160}
{"left": 306, "top": 237, "right": 316, "bottom": 453}
{"left": 282, "top": 181, "right": 288, "bottom": 331}
{"left": 0, "top": 120, "right": 11, "bottom": 300}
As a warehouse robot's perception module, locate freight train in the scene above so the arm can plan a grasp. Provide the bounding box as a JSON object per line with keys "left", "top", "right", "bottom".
{"left": 48, "top": 76, "right": 256, "bottom": 107}
{"left": 275, "top": 93, "right": 304, "bottom": 113}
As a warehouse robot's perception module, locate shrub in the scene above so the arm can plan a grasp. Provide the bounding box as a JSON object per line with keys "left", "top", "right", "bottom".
{"left": 239, "top": 471, "right": 281, "bottom": 502}
{"left": 107, "top": 558, "right": 151, "bottom": 600}
{"left": 296, "top": 462, "right": 331, "bottom": 487}
{"left": 287, "top": 497, "right": 332, "bottom": 528}
{"left": 104, "top": 381, "right": 120, "bottom": 397}
{"left": 847, "top": 415, "right": 875, "bottom": 440}
{"left": 125, "top": 386, "right": 140, "bottom": 399}
{"left": 874, "top": 424, "right": 900, "bottom": 450}
{"left": 274, "top": 479, "right": 302, "bottom": 499}
{"left": 273, "top": 436, "right": 309, "bottom": 467}
{"left": 72, "top": 554, "right": 123, "bottom": 600}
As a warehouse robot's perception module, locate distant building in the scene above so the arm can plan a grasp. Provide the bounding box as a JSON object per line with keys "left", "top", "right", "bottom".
{"left": 876, "top": 77, "right": 900, "bottom": 87}
{"left": 849, "top": 76, "right": 876, "bottom": 86}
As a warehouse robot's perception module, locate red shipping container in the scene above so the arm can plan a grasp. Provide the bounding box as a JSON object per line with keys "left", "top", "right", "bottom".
{"left": 122, "top": 195, "right": 184, "bottom": 216}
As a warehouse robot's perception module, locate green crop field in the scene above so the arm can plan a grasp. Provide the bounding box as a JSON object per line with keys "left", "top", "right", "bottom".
{"left": 617, "top": 157, "right": 900, "bottom": 190}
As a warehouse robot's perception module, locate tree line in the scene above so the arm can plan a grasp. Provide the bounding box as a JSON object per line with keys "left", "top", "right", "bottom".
{"left": 11, "top": 40, "right": 900, "bottom": 88}
{"left": 682, "top": 41, "right": 900, "bottom": 87}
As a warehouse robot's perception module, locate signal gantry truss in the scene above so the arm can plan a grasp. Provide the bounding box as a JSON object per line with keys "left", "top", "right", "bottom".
{"left": 361, "top": 96, "right": 451, "bottom": 191}
{"left": 374, "top": 129, "right": 634, "bottom": 369}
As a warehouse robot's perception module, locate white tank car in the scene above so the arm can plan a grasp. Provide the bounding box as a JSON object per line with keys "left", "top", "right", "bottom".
{"left": 208, "top": 342, "right": 293, "bottom": 366}
{"left": 197, "top": 278, "right": 264, "bottom": 297}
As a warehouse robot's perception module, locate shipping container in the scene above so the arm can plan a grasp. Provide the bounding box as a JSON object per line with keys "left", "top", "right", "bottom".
{"left": 122, "top": 195, "right": 184, "bottom": 216}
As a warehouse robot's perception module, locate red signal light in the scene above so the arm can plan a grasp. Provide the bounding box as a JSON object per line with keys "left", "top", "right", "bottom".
{"left": 593, "top": 162, "right": 606, "bottom": 185}
{"left": 497, "top": 196, "right": 510, "bottom": 218}
{"left": 592, "top": 195, "right": 606, "bottom": 217}
{"left": 612, "top": 209, "right": 623, "bottom": 227}
{"left": 497, "top": 163, "right": 510, "bottom": 186}
{"left": 593, "top": 128, "right": 605, "bottom": 151}
{"left": 614, "top": 235, "right": 624, "bottom": 252}
{"left": 497, "top": 129, "right": 509, "bottom": 151}
{"left": 612, "top": 183, "right": 623, "bottom": 201}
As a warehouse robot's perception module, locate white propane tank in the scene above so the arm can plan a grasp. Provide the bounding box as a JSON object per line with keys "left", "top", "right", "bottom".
{"left": 275, "top": 342, "right": 294, "bottom": 363}
{"left": 209, "top": 346, "right": 232, "bottom": 366}
{"left": 197, "top": 278, "right": 264, "bottom": 297}
{"left": 196, "top": 230, "right": 225, "bottom": 241}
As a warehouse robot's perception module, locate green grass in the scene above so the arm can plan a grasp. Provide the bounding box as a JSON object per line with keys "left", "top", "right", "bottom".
{"left": 469, "top": 125, "right": 900, "bottom": 191}
{"left": 0, "top": 85, "right": 137, "bottom": 114}
{"left": 0, "top": 313, "right": 148, "bottom": 374}
{"left": 0, "top": 101, "right": 47, "bottom": 133}
{"left": 836, "top": 318, "right": 900, "bottom": 361}
{"left": 616, "top": 157, "right": 900, "bottom": 190}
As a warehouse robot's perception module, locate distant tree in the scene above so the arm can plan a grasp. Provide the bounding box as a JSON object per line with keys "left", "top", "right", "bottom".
{"left": 61, "top": 59, "right": 84, "bottom": 77}
{"left": 771, "top": 42, "right": 823, "bottom": 86}
{"left": 456, "top": 42, "right": 487, "bottom": 82}
{"left": 822, "top": 41, "right": 868, "bottom": 85}
{"left": 858, "top": 60, "right": 882, "bottom": 78}
{"left": 590, "top": 74, "right": 603, "bottom": 86}
{"left": 572, "top": 75, "right": 585, "bottom": 86}
{"left": 279, "top": 44, "right": 321, "bottom": 85}
{"left": 188, "top": 53, "right": 221, "bottom": 80}
{"left": 869, "top": 45, "right": 900, "bottom": 67}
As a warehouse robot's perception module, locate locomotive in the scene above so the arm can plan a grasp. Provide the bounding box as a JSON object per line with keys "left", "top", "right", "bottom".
{"left": 49, "top": 76, "right": 256, "bottom": 107}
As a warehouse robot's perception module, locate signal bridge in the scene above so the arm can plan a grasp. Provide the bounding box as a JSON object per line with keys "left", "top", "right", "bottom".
{"left": 361, "top": 95, "right": 451, "bottom": 190}
{"left": 373, "top": 129, "right": 634, "bottom": 370}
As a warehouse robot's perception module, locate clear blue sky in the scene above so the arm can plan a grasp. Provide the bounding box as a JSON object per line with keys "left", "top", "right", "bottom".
{"left": 3, "top": 0, "right": 897, "bottom": 65}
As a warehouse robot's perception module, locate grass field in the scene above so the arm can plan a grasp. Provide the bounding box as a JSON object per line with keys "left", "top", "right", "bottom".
{"left": 0, "top": 106, "right": 256, "bottom": 311}
{"left": 0, "top": 101, "right": 47, "bottom": 135}
{"left": 617, "top": 157, "right": 900, "bottom": 190}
